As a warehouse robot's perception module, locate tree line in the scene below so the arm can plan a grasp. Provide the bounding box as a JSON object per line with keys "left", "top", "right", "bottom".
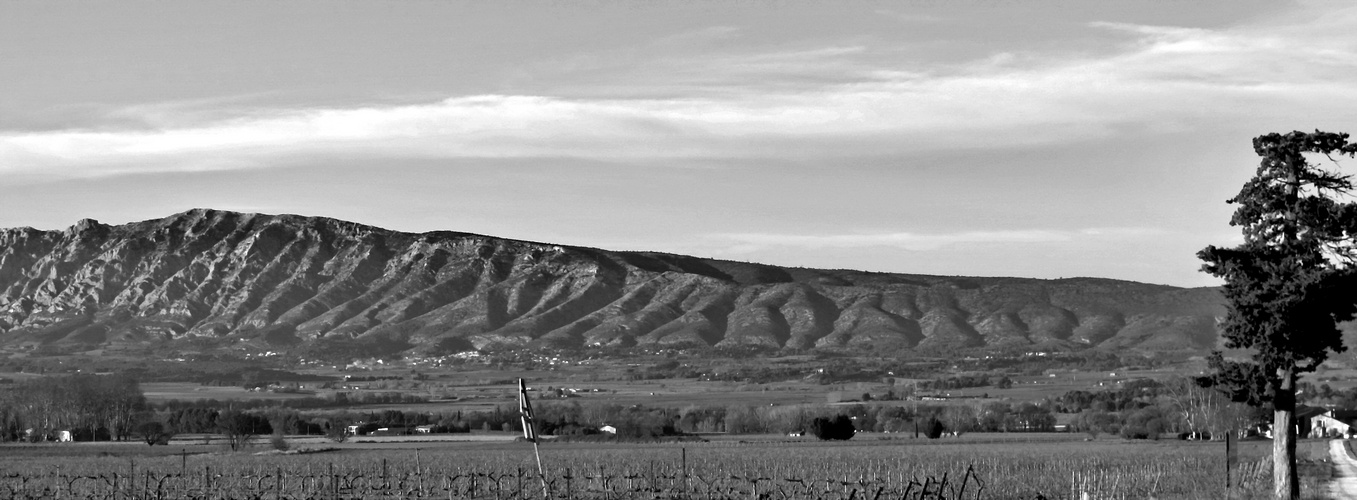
{"left": 1, "top": 371, "right": 1270, "bottom": 448}
{"left": 0, "top": 374, "right": 144, "bottom": 442}
{"left": 1056, "top": 377, "right": 1266, "bottom": 440}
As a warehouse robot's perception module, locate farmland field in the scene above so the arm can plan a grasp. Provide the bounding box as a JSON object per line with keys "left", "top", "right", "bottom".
{"left": 141, "top": 383, "right": 322, "bottom": 401}
{"left": 133, "top": 367, "right": 1197, "bottom": 414}
{"left": 0, "top": 432, "right": 1333, "bottom": 499}
{"left": 3, "top": 353, "right": 1346, "bottom": 499}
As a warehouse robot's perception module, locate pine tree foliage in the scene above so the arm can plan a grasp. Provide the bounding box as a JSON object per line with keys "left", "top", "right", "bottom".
{"left": 1200, "top": 131, "right": 1357, "bottom": 394}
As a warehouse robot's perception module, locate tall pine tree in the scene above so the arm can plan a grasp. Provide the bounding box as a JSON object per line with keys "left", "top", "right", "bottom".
{"left": 1199, "top": 130, "right": 1357, "bottom": 500}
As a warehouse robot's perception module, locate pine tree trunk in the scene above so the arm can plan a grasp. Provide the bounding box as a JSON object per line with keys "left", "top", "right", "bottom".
{"left": 1274, "top": 164, "right": 1301, "bottom": 500}
{"left": 1274, "top": 368, "right": 1299, "bottom": 500}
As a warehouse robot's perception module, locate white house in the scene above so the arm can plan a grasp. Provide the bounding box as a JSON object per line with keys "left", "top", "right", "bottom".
{"left": 599, "top": 425, "right": 617, "bottom": 434}
{"left": 1307, "top": 409, "right": 1357, "bottom": 439}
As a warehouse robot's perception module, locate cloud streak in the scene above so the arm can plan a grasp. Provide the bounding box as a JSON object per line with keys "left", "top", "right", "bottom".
{"left": 2, "top": 0, "right": 1354, "bottom": 178}
{"left": 704, "top": 227, "right": 1167, "bottom": 253}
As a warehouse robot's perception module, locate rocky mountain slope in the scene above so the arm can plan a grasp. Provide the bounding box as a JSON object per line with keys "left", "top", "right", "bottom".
{"left": 0, "top": 209, "right": 1224, "bottom": 357}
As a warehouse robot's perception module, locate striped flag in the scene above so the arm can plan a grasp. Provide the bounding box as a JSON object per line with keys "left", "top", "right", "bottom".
{"left": 518, "top": 378, "right": 537, "bottom": 442}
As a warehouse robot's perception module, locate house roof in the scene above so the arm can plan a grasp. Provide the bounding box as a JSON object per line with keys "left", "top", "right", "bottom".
{"left": 1297, "top": 405, "right": 1328, "bottom": 419}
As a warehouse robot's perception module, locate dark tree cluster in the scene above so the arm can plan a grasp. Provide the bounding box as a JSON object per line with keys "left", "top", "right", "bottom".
{"left": 920, "top": 417, "right": 945, "bottom": 439}
{"left": 809, "top": 415, "right": 856, "bottom": 440}
{"left": 166, "top": 408, "right": 220, "bottom": 433}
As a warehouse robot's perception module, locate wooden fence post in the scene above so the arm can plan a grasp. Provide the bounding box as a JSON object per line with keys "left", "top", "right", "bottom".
{"left": 682, "top": 448, "right": 688, "bottom": 500}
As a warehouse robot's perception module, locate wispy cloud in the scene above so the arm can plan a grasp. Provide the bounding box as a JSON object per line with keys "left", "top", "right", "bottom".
{"left": 704, "top": 227, "right": 1168, "bottom": 253}
{"left": 2, "top": 0, "right": 1354, "bottom": 178}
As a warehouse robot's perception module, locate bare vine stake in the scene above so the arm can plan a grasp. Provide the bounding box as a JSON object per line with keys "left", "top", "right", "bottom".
{"left": 939, "top": 471, "right": 949, "bottom": 500}
{"left": 599, "top": 465, "right": 608, "bottom": 496}
{"left": 681, "top": 448, "right": 688, "bottom": 500}
{"left": 954, "top": 466, "right": 972, "bottom": 500}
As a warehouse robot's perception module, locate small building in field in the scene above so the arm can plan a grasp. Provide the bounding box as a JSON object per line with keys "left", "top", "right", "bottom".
{"left": 599, "top": 425, "right": 617, "bottom": 435}
{"left": 56, "top": 430, "right": 73, "bottom": 442}
{"left": 1306, "top": 408, "right": 1357, "bottom": 438}
{"left": 415, "top": 425, "right": 434, "bottom": 434}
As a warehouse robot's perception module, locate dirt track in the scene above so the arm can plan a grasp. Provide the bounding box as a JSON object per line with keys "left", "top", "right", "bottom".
{"left": 1327, "top": 440, "right": 1357, "bottom": 499}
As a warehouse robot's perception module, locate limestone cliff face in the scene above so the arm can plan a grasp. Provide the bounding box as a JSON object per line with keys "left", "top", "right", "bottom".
{"left": 0, "top": 209, "right": 1224, "bottom": 356}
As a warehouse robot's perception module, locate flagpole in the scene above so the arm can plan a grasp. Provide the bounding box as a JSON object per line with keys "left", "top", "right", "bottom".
{"left": 520, "top": 378, "right": 549, "bottom": 499}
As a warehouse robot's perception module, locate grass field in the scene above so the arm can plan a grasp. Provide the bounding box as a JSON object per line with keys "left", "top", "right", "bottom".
{"left": 140, "top": 383, "right": 322, "bottom": 401}
{"left": 77, "top": 356, "right": 1309, "bottom": 416}
{"left": 0, "top": 432, "right": 1336, "bottom": 499}
{"left": 134, "top": 373, "right": 1139, "bottom": 413}
{"left": 4, "top": 358, "right": 1347, "bottom": 498}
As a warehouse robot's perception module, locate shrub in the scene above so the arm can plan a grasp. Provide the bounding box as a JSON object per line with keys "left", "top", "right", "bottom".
{"left": 325, "top": 421, "right": 348, "bottom": 443}
{"left": 1119, "top": 425, "right": 1151, "bottom": 440}
{"left": 137, "top": 421, "right": 174, "bottom": 446}
{"left": 270, "top": 433, "right": 290, "bottom": 451}
{"left": 923, "top": 417, "right": 945, "bottom": 439}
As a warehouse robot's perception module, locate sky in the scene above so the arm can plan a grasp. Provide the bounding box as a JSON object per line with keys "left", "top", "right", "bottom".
{"left": 2, "top": 0, "right": 1355, "bottom": 288}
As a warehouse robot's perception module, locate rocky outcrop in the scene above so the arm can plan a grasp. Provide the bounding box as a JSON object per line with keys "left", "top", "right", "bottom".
{"left": 0, "top": 209, "right": 1225, "bottom": 357}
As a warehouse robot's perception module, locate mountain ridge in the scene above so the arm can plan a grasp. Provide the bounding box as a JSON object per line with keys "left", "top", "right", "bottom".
{"left": 0, "top": 209, "right": 1225, "bottom": 358}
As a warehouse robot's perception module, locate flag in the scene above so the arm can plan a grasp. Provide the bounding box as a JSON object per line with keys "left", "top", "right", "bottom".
{"left": 518, "top": 378, "right": 537, "bottom": 442}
